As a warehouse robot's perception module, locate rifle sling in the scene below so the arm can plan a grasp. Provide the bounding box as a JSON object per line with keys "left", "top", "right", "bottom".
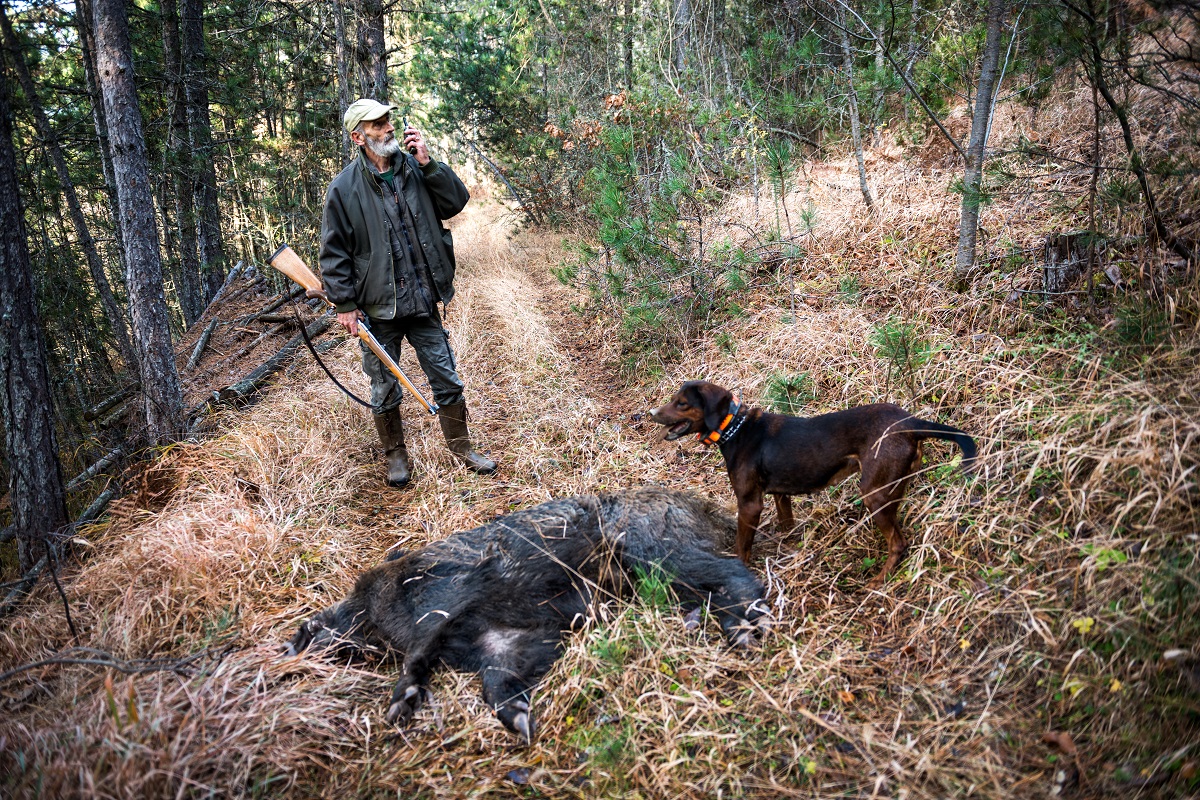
{"left": 289, "top": 297, "right": 380, "bottom": 412}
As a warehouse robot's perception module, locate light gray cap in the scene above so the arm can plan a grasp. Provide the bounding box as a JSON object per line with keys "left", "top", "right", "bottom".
{"left": 343, "top": 98, "right": 397, "bottom": 133}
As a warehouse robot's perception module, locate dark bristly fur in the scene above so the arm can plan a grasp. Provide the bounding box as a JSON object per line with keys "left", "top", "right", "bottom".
{"left": 285, "top": 487, "right": 767, "bottom": 743}
{"left": 649, "top": 380, "right": 978, "bottom": 585}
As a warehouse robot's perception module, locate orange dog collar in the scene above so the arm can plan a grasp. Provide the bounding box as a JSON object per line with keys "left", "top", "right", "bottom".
{"left": 698, "top": 394, "right": 741, "bottom": 445}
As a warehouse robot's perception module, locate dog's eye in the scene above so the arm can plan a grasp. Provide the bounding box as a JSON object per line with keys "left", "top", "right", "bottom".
{"left": 675, "top": 399, "right": 689, "bottom": 408}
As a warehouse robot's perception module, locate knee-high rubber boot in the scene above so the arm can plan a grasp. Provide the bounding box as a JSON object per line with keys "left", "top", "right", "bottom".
{"left": 437, "top": 401, "right": 497, "bottom": 474}
{"left": 372, "top": 408, "right": 411, "bottom": 488}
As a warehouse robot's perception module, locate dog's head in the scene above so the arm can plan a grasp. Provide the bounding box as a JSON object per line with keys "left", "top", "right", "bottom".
{"left": 649, "top": 381, "right": 735, "bottom": 441}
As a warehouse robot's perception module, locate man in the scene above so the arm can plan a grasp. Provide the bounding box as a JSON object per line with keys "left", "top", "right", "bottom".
{"left": 320, "top": 98, "right": 496, "bottom": 487}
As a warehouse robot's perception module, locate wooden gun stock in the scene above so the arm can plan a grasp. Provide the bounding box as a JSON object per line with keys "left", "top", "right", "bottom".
{"left": 267, "top": 244, "right": 439, "bottom": 415}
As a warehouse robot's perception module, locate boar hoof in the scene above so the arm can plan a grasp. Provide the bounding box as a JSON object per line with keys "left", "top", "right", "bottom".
{"left": 746, "top": 599, "right": 774, "bottom": 632}
{"left": 682, "top": 606, "right": 703, "bottom": 631}
{"left": 497, "top": 699, "right": 534, "bottom": 743}
{"left": 385, "top": 684, "right": 423, "bottom": 726}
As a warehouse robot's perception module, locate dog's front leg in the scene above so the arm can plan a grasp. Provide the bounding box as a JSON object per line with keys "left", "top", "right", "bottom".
{"left": 734, "top": 490, "right": 764, "bottom": 564}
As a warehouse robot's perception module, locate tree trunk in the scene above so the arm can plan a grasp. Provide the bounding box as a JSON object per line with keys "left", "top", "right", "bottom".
{"left": 673, "top": 0, "right": 691, "bottom": 77}
{"left": 332, "top": 0, "right": 353, "bottom": 161}
{"left": 1, "top": 5, "right": 139, "bottom": 370}
{"left": 0, "top": 72, "right": 69, "bottom": 574}
{"left": 953, "top": 0, "right": 1007, "bottom": 287}
{"left": 357, "top": 0, "right": 387, "bottom": 98}
{"left": 181, "top": 0, "right": 228, "bottom": 302}
{"left": 623, "top": 0, "right": 634, "bottom": 89}
{"left": 74, "top": 0, "right": 127, "bottom": 278}
{"left": 93, "top": 0, "right": 184, "bottom": 444}
{"left": 160, "top": 0, "right": 203, "bottom": 326}
{"left": 839, "top": 12, "right": 875, "bottom": 211}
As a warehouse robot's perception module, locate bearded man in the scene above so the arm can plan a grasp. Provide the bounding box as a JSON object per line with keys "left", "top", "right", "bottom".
{"left": 319, "top": 98, "right": 496, "bottom": 487}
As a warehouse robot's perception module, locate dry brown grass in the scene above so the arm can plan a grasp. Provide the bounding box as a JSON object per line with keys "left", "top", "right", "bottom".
{"left": 2, "top": 82, "right": 1199, "bottom": 799}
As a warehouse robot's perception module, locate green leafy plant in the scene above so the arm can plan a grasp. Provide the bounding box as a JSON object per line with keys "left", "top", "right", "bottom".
{"left": 869, "top": 318, "right": 935, "bottom": 398}
{"left": 633, "top": 563, "right": 676, "bottom": 610}
{"left": 763, "top": 372, "right": 815, "bottom": 414}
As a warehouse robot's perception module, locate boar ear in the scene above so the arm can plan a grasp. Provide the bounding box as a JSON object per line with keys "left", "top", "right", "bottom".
{"left": 697, "top": 382, "right": 732, "bottom": 433}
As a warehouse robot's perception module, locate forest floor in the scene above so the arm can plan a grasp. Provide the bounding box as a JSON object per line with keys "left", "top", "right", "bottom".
{"left": 2, "top": 110, "right": 1200, "bottom": 798}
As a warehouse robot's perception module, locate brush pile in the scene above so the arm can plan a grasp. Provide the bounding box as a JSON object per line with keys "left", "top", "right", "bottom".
{"left": 1, "top": 82, "right": 1197, "bottom": 798}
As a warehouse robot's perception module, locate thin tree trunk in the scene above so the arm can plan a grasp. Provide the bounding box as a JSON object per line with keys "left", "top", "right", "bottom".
{"left": 181, "top": 0, "right": 227, "bottom": 302}
{"left": 1, "top": 5, "right": 138, "bottom": 369}
{"left": 624, "top": 0, "right": 634, "bottom": 89}
{"left": 1079, "top": 0, "right": 1193, "bottom": 263}
{"left": 673, "top": 0, "right": 691, "bottom": 77}
{"left": 357, "top": 0, "right": 388, "bottom": 98}
{"left": 93, "top": 0, "right": 184, "bottom": 443}
{"left": 0, "top": 73, "right": 69, "bottom": 574}
{"left": 954, "top": 0, "right": 1007, "bottom": 287}
{"left": 160, "top": 0, "right": 203, "bottom": 326}
{"left": 873, "top": 38, "right": 884, "bottom": 133}
{"left": 332, "top": 0, "right": 353, "bottom": 161}
{"left": 838, "top": 11, "right": 875, "bottom": 211}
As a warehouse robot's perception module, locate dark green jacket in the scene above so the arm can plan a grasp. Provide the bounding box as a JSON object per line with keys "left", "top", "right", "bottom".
{"left": 319, "top": 150, "right": 470, "bottom": 319}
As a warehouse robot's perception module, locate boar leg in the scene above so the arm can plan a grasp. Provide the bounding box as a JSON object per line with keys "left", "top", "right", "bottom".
{"left": 477, "top": 629, "right": 561, "bottom": 744}
{"left": 384, "top": 617, "right": 455, "bottom": 726}
{"left": 661, "top": 554, "right": 769, "bottom": 646}
{"left": 385, "top": 656, "right": 435, "bottom": 726}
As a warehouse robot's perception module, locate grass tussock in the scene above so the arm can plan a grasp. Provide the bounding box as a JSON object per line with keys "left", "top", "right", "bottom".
{"left": 3, "top": 84, "right": 1200, "bottom": 798}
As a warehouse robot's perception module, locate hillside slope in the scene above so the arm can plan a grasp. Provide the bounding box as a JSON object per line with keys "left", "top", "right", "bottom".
{"left": 2, "top": 125, "right": 1198, "bottom": 798}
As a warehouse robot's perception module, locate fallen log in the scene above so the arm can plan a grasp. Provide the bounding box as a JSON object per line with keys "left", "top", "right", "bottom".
{"left": 200, "top": 260, "right": 245, "bottom": 317}
{"left": 220, "top": 320, "right": 294, "bottom": 367}
{"left": 216, "top": 316, "right": 333, "bottom": 404}
{"left": 83, "top": 383, "right": 139, "bottom": 422}
{"left": 186, "top": 318, "right": 220, "bottom": 371}
{"left": 76, "top": 488, "right": 116, "bottom": 527}
{"left": 65, "top": 445, "right": 125, "bottom": 491}
{"left": 0, "top": 487, "right": 117, "bottom": 619}
{"left": 235, "top": 286, "right": 310, "bottom": 325}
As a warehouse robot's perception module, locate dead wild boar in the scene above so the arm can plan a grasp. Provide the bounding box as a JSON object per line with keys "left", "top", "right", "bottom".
{"left": 285, "top": 486, "right": 769, "bottom": 743}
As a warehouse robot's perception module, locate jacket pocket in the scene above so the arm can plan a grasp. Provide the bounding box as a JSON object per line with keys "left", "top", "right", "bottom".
{"left": 352, "top": 253, "right": 385, "bottom": 309}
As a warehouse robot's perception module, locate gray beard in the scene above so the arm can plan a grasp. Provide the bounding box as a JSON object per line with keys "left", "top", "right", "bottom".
{"left": 365, "top": 134, "right": 401, "bottom": 160}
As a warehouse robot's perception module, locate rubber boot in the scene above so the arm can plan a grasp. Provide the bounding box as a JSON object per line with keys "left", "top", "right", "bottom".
{"left": 437, "top": 401, "right": 497, "bottom": 474}
{"left": 372, "top": 408, "right": 411, "bottom": 488}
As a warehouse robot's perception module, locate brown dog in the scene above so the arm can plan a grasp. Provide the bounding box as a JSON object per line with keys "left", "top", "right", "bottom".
{"left": 649, "top": 380, "right": 977, "bottom": 585}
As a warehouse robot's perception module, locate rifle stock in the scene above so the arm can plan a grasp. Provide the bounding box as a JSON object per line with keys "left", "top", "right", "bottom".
{"left": 267, "top": 244, "right": 439, "bottom": 415}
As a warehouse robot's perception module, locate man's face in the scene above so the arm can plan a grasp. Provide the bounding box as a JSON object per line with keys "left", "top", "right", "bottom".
{"left": 354, "top": 114, "right": 400, "bottom": 159}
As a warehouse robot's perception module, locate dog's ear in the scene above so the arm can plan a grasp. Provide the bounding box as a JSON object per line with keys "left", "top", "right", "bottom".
{"left": 696, "top": 382, "right": 732, "bottom": 433}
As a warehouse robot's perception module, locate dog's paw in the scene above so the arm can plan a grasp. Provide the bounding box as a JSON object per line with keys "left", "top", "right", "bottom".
{"left": 385, "top": 683, "right": 423, "bottom": 726}
{"left": 495, "top": 698, "right": 534, "bottom": 744}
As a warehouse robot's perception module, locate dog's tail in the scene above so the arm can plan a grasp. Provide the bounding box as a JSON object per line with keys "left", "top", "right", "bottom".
{"left": 906, "top": 418, "right": 978, "bottom": 471}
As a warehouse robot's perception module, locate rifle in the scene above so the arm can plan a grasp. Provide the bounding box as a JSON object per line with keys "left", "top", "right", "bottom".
{"left": 268, "top": 244, "right": 439, "bottom": 415}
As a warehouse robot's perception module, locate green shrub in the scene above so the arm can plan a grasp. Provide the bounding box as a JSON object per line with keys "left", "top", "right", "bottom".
{"left": 763, "top": 372, "right": 815, "bottom": 414}
{"left": 870, "top": 318, "right": 935, "bottom": 398}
